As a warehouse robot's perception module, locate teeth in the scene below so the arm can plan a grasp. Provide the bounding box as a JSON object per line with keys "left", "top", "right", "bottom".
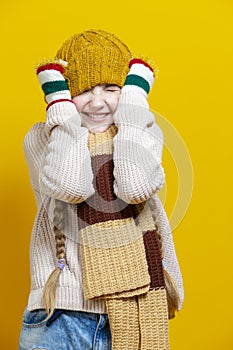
{"left": 88, "top": 114, "right": 108, "bottom": 119}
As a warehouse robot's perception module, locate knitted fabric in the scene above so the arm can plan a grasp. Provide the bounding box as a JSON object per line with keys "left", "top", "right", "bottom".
{"left": 23, "top": 119, "right": 183, "bottom": 316}
{"left": 78, "top": 124, "right": 169, "bottom": 349}
{"left": 124, "top": 58, "right": 155, "bottom": 96}
{"left": 107, "top": 289, "right": 169, "bottom": 350}
{"left": 23, "top": 79, "right": 184, "bottom": 344}
{"left": 55, "top": 29, "right": 132, "bottom": 96}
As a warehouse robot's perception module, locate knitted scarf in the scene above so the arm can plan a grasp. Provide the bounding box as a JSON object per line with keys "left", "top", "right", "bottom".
{"left": 77, "top": 125, "right": 169, "bottom": 350}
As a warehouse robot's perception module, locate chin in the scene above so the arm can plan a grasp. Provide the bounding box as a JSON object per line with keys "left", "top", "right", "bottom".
{"left": 89, "top": 123, "right": 113, "bottom": 133}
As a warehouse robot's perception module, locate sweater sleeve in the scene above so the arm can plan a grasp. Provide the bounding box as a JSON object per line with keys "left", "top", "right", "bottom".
{"left": 148, "top": 194, "right": 184, "bottom": 310}
{"left": 24, "top": 102, "right": 95, "bottom": 204}
{"left": 113, "top": 89, "right": 165, "bottom": 204}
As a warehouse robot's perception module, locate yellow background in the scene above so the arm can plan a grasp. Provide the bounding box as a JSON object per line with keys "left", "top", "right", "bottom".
{"left": 1, "top": 0, "right": 232, "bottom": 349}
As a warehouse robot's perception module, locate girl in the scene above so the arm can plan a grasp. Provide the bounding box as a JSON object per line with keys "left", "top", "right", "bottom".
{"left": 19, "top": 29, "right": 184, "bottom": 350}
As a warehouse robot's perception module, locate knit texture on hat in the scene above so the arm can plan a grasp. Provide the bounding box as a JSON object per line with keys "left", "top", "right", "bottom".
{"left": 55, "top": 29, "right": 132, "bottom": 96}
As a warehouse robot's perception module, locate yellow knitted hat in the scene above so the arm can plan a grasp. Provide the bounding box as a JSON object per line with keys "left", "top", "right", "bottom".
{"left": 55, "top": 29, "right": 132, "bottom": 96}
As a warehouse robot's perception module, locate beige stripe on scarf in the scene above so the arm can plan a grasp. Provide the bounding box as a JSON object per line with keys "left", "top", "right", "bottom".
{"left": 106, "top": 289, "right": 169, "bottom": 350}
{"left": 79, "top": 125, "right": 169, "bottom": 349}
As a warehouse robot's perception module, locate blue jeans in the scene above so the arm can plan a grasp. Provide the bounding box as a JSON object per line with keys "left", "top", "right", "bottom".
{"left": 19, "top": 309, "right": 112, "bottom": 350}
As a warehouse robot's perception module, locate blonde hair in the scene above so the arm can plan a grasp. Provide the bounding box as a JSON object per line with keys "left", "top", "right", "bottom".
{"left": 42, "top": 201, "right": 180, "bottom": 321}
{"left": 43, "top": 199, "right": 66, "bottom": 320}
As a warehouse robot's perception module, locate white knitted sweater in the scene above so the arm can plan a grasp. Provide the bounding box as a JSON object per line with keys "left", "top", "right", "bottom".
{"left": 23, "top": 90, "right": 184, "bottom": 313}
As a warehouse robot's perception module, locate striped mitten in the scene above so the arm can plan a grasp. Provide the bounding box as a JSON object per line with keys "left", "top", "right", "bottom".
{"left": 37, "top": 62, "right": 80, "bottom": 128}
{"left": 37, "top": 63, "right": 71, "bottom": 105}
{"left": 123, "top": 58, "right": 155, "bottom": 99}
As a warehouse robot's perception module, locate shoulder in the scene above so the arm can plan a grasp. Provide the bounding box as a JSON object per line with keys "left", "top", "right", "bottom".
{"left": 24, "top": 122, "right": 49, "bottom": 155}
{"left": 24, "top": 122, "right": 47, "bottom": 142}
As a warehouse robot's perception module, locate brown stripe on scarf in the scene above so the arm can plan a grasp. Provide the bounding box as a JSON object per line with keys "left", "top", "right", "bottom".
{"left": 76, "top": 155, "right": 145, "bottom": 229}
{"left": 143, "top": 230, "right": 165, "bottom": 289}
{"left": 80, "top": 125, "right": 170, "bottom": 349}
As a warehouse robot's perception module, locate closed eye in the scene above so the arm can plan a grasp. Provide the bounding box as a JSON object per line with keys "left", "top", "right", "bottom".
{"left": 104, "top": 84, "right": 121, "bottom": 92}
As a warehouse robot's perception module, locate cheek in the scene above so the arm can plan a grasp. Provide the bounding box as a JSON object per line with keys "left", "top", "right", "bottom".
{"left": 108, "top": 94, "right": 120, "bottom": 113}
{"left": 72, "top": 96, "right": 86, "bottom": 112}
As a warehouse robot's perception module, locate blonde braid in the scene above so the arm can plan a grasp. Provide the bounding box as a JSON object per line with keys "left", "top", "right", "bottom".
{"left": 155, "top": 223, "right": 180, "bottom": 319}
{"left": 43, "top": 199, "right": 66, "bottom": 320}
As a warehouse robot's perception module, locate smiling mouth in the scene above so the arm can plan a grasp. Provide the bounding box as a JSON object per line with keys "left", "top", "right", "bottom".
{"left": 83, "top": 113, "right": 110, "bottom": 120}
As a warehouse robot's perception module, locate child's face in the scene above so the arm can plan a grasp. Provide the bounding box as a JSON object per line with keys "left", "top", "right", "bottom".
{"left": 72, "top": 84, "right": 121, "bottom": 133}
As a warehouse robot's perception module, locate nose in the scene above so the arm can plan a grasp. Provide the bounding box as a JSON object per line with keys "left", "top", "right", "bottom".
{"left": 89, "top": 90, "right": 105, "bottom": 111}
